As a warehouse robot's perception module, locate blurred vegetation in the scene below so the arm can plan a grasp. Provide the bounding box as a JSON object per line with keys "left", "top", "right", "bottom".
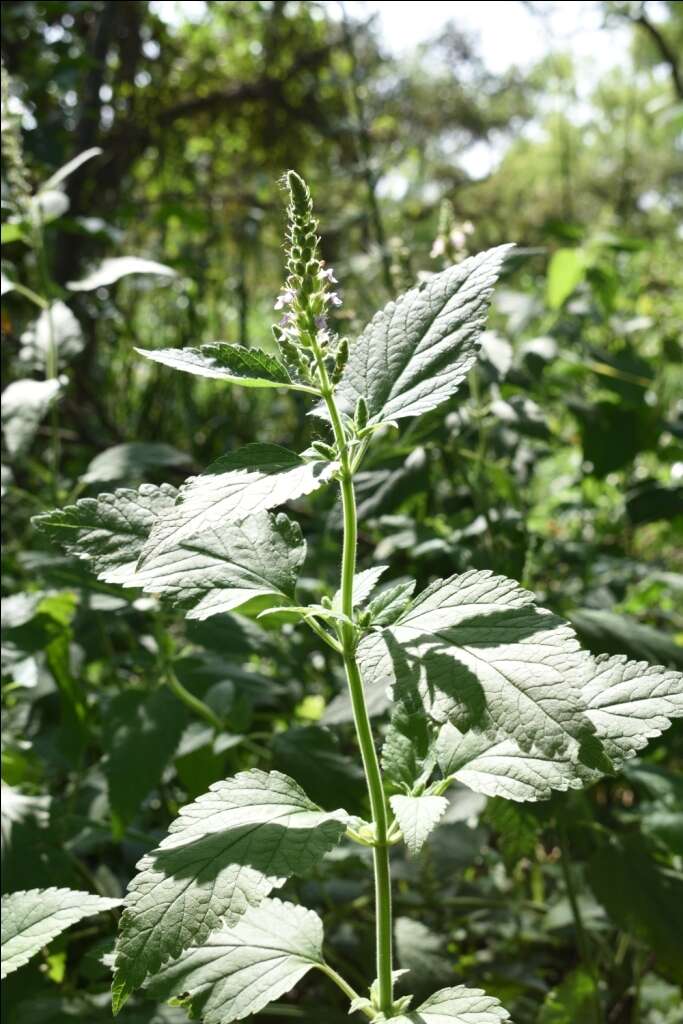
{"left": 1, "top": 2, "right": 682, "bottom": 1023}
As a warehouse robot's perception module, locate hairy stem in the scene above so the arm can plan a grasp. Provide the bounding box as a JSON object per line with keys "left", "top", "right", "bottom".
{"left": 311, "top": 341, "right": 394, "bottom": 1015}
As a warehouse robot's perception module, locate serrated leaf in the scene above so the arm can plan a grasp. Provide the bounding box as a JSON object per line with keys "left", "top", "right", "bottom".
{"left": 1, "top": 378, "right": 64, "bottom": 456}
{"left": 32, "top": 483, "right": 178, "bottom": 585}
{"left": 581, "top": 654, "right": 683, "bottom": 761}
{"left": 66, "top": 257, "right": 175, "bottom": 291}
{"left": 132, "top": 510, "right": 305, "bottom": 620}
{"left": 435, "top": 652, "right": 683, "bottom": 802}
{"left": 435, "top": 724, "right": 591, "bottom": 803}
{"left": 140, "top": 444, "right": 335, "bottom": 560}
{"left": 390, "top": 794, "right": 448, "bottom": 855}
{"left": 136, "top": 343, "right": 301, "bottom": 389}
{"left": 145, "top": 898, "right": 325, "bottom": 1024}
{"left": 333, "top": 245, "right": 512, "bottom": 424}
{"left": 81, "top": 442, "right": 191, "bottom": 484}
{"left": 112, "top": 770, "right": 347, "bottom": 1008}
{"left": 332, "top": 565, "right": 388, "bottom": 611}
{"left": 1, "top": 888, "right": 121, "bottom": 979}
{"left": 367, "top": 579, "right": 416, "bottom": 626}
{"left": 382, "top": 704, "right": 435, "bottom": 792}
{"left": 357, "top": 570, "right": 590, "bottom": 759}
{"left": 391, "top": 984, "right": 510, "bottom": 1023}
{"left": 483, "top": 798, "right": 542, "bottom": 869}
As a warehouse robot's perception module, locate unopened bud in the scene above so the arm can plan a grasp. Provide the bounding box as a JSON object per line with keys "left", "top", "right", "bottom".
{"left": 354, "top": 396, "right": 369, "bottom": 429}
{"left": 330, "top": 338, "right": 349, "bottom": 385}
{"left": 311, "top": 440, "right": 337, "bottom": 461}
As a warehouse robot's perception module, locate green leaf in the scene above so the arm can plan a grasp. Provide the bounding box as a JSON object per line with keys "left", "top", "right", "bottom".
{"left": 1, "top": 223, "right": 26, "bottom": 245}
{"left": 111, "top": 769, "right": 347, "bottom": 1009}
{"left": 80, "top": 442, "right": 191, "bottom": 484}
{"left": 140, "top": 444, "right": 334, "bottom": 560}
{"left": 435, "top": 652, "right": 682, "bottom": 802}
{"left": 332, "top": 565, "right": 388, "bottom": 611}
{"left": 546, "top": 248, "right": 586, "bottom": 309}
{"left": 483, "top": 798, "right": 542, "bottom": 869}
{"left": 272, "top": 725, "right": 366, "bottom": 814}
{"left": 333, "top": 245, "right": 512, "bottom": 424}
{"left": 569, "top": 608, "right": 683, "bottom": 669}
{"left": 587, "top": 835, "right": 683, "bottom": 983}
{"left": 133, "top": 510, "right": 305, "bottom": 620}
{"left": 390, "top": 794, "right": 448, "bottom": 855}
{"left": 357, "top": 570, "right": 590, "bottom": 759}
{"left": 581, "top": 654, "right": 683, "bottom": 763}
{"left": 1, "top": 888, "right": 121, "bottom": 979}
{"left": 382, "top": 704, "right": 435, "bottom": 792}
{"left": 391, "top": 985, "right": 510, "bottom": 1023}
{"left": 66, "top": 257, "right": 175, "bottom": 291}
{"left": 105, "top": 688, "right": 187, "bottom": 837}
{"left": 145, "top": 898, "right": 325, "bottom": 1024}
{"left": 137, "top": 344, "right": 300, "bottom": 389}
{"left": 32, "top": 484, "right": 178, "bottom": 586}
{"left": 1, "top": 378, "right": 64, "bottom": 457}
{"left": 367, "top": 579, "right": 416, "bottom": 626}
{"left": 436, "top": 725, "right": 575, "bottom": 801}
{"left": 537, "top": 968, "right": 600, "bottom": 1024}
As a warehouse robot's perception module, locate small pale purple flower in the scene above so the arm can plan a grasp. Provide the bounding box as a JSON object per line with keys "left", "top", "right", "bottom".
{"left": 320, "top": 267, "right": 337, "bottom": 283}
{"left": 328, "top": 292, "right": 342, "bottom": 307}
{"left": 274, "top": 288, "right": 296, "bottom": 311}
{"left": 278, "top": 312, "right": 294, "bottom": 328}
{"left": 315, "top": 314, "right": 328, "bottom": 330}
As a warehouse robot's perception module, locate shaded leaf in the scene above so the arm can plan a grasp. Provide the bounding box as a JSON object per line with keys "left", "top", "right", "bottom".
{"left": 537, "top": 968, "right": 600, "bottom": 1024}
{"left": 587, "top": 836, "right": 683, "bottom": 983}
{"left": 105, "top": 689, "right": 187, "bottom": 837}
{"left": 81, "top": 443, "right": 191, "bottom": 484}
{"left": 390, "top": 794, "right": 448, "bottom": 855}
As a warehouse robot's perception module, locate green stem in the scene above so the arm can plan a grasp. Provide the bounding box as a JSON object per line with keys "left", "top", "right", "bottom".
{"left": 310, "top": 339, "right": 394, "bottom": 1016}
{"left": 318, "top": 963, "right": 374, "bottom": 1019}
{"left": 165, "top": 665, "right": 223, "bottom": 733}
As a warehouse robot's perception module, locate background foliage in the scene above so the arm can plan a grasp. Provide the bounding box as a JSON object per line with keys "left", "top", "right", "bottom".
{"left": 2, "top": 2, "right": 682, "bottom": 1022}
